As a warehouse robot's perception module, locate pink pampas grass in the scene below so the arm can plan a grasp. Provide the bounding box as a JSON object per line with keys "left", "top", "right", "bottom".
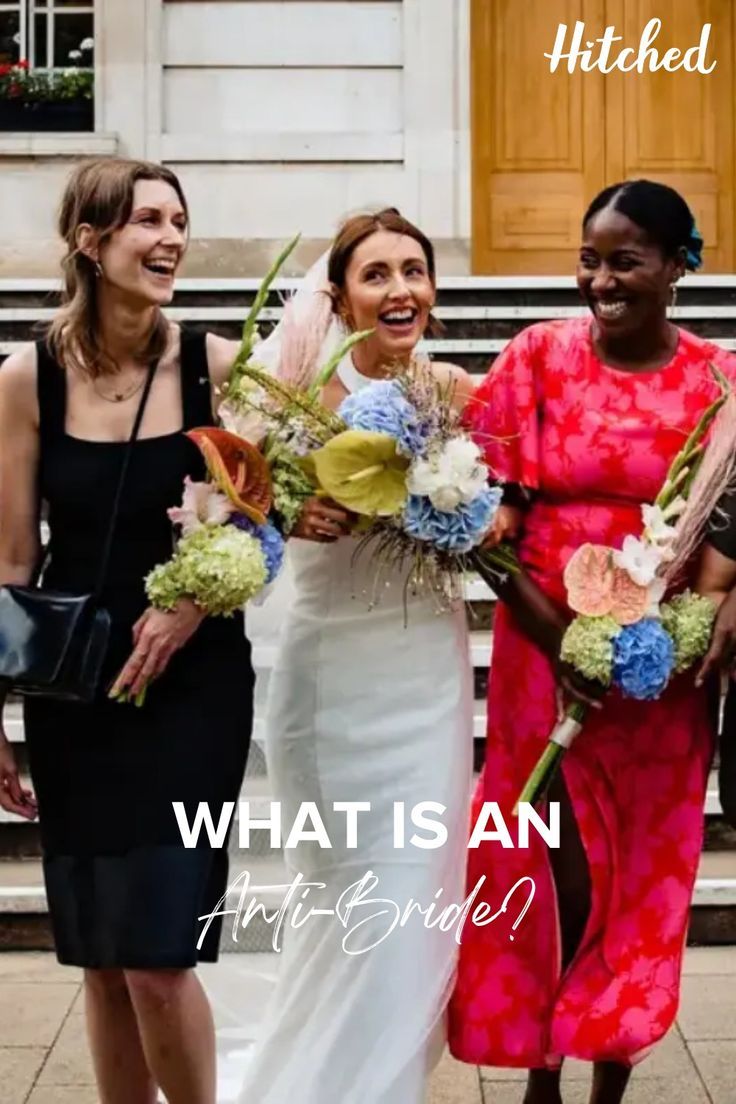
{"left": 665, "top": 374, "right": 736, "bottom": 586}
{"left": 275, "top": 287, "right": 335, "bottom": 389}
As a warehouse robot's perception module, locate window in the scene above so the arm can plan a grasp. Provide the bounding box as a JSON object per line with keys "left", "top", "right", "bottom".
{"left": 0, "top": 1, "right": 94, "bottom": 70}
{"left": 0, "top": 1, "right": 94, "bottom": 130}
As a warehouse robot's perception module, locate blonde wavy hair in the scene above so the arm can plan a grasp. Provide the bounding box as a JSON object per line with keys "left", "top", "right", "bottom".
{"left": 46, "top": 157, "right": 189, "bottom": 379}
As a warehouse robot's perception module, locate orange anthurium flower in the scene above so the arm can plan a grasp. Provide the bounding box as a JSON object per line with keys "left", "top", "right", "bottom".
{"left": 186, "top": 427, "right": 272, "bottom": 525}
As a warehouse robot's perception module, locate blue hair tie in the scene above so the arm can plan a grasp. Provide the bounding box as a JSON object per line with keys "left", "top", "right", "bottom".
{"left": 686, "top": 220, "right": 704, "bottom": 271}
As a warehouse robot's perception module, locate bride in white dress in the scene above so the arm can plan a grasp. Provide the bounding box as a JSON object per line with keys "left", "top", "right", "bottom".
{"left": 236, "top": 209, "right": 476, "bottom": 1104}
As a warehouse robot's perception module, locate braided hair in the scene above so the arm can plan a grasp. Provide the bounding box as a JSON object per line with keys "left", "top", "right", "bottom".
{"left": 583, "top": 180, "right": 703, "bottom": 271}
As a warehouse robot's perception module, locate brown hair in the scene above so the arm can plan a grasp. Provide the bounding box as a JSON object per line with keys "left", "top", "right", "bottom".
{"left": 46, "top": 157, "right": 189, "bottom": 378}
{"left": 327, "top": 208, "right": 444, "bottom": 338}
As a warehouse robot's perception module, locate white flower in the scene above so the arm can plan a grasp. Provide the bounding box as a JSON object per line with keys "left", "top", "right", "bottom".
{"left": 219, "top": 398, "right": 269, "bottom": 446}
{"left": 662, "top": 496, "right": 687, "bottom": 522}
{"left": 641, "top": 503, "right": 678, "bottom": 546}
{"left": 12, "top": 33, "right": 20, "bottom": 45}
{"left": 407, "top": 436, "right": 489, "bottom": 512}
{"left": 68, "top": 49, "right": 82, "bottom": 61}
{"left": 613, "top": 535, "right": 664, "bottom": 587}
{"left": 644, "top": 577, "right": 667, "bottom": 618}
{"left": 80, "top": 38, "right": 94, "bottom": 51}
{"left": 167, "top": 477, "right": 233, "bottom": 536}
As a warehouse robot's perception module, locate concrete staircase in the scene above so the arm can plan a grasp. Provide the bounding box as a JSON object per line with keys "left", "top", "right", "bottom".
{"left": 0, "top": 275, "right": 735, "bottom": 950}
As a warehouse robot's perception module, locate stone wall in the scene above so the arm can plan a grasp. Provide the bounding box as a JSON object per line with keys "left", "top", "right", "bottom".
{"left": 0, "top": 0, "right": 472, "bottom": 277}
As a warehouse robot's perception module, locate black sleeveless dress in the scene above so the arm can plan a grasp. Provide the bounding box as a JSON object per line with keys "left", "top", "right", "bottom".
{"left": 24, "top": 330, "right": 253, "bottom": 968}
{"left": 708, "top": 493, "right": 736, "bottom": 827}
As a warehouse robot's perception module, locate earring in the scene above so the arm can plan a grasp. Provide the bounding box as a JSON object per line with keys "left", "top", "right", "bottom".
{"left": 668, "top": 283, "right": 678, "bottom": 318}
{"left": 94, "top": 260, "right": 103, "bottom": 279}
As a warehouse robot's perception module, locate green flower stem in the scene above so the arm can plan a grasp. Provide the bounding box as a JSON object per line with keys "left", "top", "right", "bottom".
{"left": 470, "top": 543, "right": 521, "bottom": 585}
{"left": 514, "top": 700, "right": 588, "bottom": 811}
{"left": 227, "top": 233, "right": 302, "bottom": 390}
{"left": 514, "top": 744, "right": 564, "bottom": 811}
{"left": 655, "top": 364, "right": 729, "bottom": 508}
{"left": 307, "top": 328, "right": 375, "bottom": 398}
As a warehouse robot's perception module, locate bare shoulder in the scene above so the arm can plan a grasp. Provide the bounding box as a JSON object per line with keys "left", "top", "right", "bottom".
{"left": 205, "top": 333, "right": 240, "bottom": 389}
{"left": 429, "top": 360, "right": 476, "bottom": 405}
{"left": 0, "top": 343, "right": 39, "bottom": 425}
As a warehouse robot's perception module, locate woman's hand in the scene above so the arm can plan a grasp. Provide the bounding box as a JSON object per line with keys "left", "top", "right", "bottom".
{"left": 110, "top": 598, "right": 205, "bottom": 699}
{"left": 291, "top": 497, "right": 354, "bottom": 543}
{"left": 554, "top": 657, "right": 606, "bottom": 712}
{"left": 493, "top": 568, "right": 605, "bottom": 711}
{"left": 481, "top": 505, "right": 523, "bottom": 549}
{"left": 696, "top": 588, "right": 736, "bottom": 686}
{"left": 0, "top": 734, "right": 37, "bottom": 820}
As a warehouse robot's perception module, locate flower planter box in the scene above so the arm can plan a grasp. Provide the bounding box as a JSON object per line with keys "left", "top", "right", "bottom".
{"left": 0, "top": 98, "right": 93, "bottom": 132}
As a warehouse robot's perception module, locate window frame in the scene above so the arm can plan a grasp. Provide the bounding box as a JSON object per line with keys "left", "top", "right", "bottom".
{"left": 1, "top": 0, "right": 94, "bottom": 71}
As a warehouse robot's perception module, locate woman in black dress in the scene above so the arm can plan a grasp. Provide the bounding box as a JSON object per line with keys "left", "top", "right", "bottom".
{"left": 0, "top": 158, "right": 252, "bottom": 1104}
{"left": 697, "top": 496, "right": 736, "bottom": 827}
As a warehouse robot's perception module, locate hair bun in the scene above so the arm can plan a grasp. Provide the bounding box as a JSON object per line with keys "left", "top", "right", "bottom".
{"left": 686, "top": 221, "right": 704, "bottom": 272}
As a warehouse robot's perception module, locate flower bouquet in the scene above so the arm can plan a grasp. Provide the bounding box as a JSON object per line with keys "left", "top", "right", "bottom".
{"left": 110, "top": 237, "right": 307, "bottom": 704}
{"left": 229, "top": 348, "right": 517, "bottom": 609}
{"left": 516, "top": 368, "right": 732, "bottom": 808}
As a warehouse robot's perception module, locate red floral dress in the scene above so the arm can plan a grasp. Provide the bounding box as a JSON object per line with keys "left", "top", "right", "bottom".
{"left": 448, "top": 318, "right": 736, "bottom": 1069}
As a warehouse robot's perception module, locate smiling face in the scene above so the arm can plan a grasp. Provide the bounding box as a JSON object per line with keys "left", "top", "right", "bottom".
{"left": 94, "top": 179, "right": 188, "bottom": 307}
{"left": 336, "top": 229, "right": 435, "bottom": 359}
{"left": 577, "top": 207, "right": 685, "bottom": 340}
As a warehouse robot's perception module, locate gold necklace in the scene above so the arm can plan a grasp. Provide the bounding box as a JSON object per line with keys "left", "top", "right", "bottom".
{"left": 92, "top": 372, "right": 147, "bottom": 404}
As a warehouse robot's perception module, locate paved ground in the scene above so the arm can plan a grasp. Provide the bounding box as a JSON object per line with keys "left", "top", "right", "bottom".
{"left": 0, "top": 947, "right": 733, "bottom": 1103}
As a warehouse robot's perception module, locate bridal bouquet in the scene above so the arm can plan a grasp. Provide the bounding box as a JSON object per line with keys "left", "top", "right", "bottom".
{"left": 517, "top": 369, "right": 731, "bottom": 807}
{"left": 228, "top": 352, "right": 517, "bottom": 607}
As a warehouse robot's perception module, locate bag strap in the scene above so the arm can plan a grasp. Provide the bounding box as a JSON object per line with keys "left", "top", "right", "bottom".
{"left": 92, "top": 360, "right": 159, "bottom": 601}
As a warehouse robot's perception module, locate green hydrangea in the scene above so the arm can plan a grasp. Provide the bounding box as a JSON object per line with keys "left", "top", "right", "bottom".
{"left": 271, "top": 451, "right": 316, "bottom": 534}
{"left": 561, "top": 615, "right": 618, "bottom": 686}
{"left": 660, "top": 591, "right": 716, "bottom": 672}
{"left": 145, "top": 524, "right": 267, "bottom": 616}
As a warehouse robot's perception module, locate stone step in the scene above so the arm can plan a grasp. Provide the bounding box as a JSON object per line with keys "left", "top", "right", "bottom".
{"left": 3, "top": 279, "right": 736, "bottom": 378}
{"left": 2, "top": 849, "right": 735, "bottom": 953}
{"left": 5, "top": 303, "right": 736, "bottom": 325}
{"left": 4, "top": 332, "right": 736, "bottom": 378}
{"left": 1, "top": 272, "right": 736, "bottom": 302}
{"left": 1, "top": 691, "right": 727, "bottom": 813}
{"left": 4, "top": 278, "right": 736, "bottom": 379}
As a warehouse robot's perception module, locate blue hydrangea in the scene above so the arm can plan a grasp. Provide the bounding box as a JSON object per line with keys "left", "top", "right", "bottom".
{"left": 229, "top": 516, "right": 285, "bottom": 584}
{"left": 403, "top": 487, "right": 502, "bottom": 554}
{"left": 612, "top": 619, "right": 675, "bottom": 701}
{"left": 338, "top": 381, "right": 429, "bottom": 457}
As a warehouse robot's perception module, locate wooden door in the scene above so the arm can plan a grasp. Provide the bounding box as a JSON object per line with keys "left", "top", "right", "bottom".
{"left": 471, "top": 0, "right": 607, "bottom": 274}
{"left": 604, "top": 0, "right": 734, "bottom": 274}
{"left": 471, "top": 0, "right": 735, "bottom": 273}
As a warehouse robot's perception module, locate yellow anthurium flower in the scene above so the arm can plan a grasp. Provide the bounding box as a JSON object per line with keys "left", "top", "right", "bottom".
{"left": 301, "top": 430, "right": 410, "bottom": 517}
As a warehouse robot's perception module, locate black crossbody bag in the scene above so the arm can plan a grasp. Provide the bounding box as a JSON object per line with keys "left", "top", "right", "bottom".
{"left": 0, "top": 360, "right": 158, "bottom": 704}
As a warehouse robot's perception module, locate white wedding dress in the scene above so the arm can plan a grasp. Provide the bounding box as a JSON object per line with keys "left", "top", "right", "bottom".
{"left": 235, "top": 359, "right": 474, "bottom": 1104}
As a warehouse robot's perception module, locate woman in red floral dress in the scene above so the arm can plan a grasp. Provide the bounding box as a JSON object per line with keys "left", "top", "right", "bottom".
{"left": 448, "top": 181, "right": 736, "bottom": 1104}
